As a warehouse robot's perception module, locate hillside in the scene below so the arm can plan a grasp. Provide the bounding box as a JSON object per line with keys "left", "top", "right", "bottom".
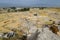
{"left": 0, "top": 8, "right": 60, "bottom": 40}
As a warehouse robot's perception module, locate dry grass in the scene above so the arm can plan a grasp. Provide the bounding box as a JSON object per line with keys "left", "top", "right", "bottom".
{"left": 0, "top": 8, "right": 60, "bottom": 33}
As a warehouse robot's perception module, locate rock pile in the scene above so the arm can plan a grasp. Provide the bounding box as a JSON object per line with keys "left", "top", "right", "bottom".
{"left": 27, "top": 27, "right": 60, "bottom": 40}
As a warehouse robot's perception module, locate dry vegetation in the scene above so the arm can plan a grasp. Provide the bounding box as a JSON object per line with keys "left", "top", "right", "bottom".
{"left": 0, "top": 7, "right": 60, "bottom": 40}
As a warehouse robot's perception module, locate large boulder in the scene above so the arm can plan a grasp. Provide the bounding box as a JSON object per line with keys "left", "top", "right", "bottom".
{"left": 27, "top": 27, "right": 60, "bottom": 40}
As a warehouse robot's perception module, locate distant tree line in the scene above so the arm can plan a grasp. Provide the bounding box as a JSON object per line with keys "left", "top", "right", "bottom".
{"left": 7, "top": 7, "right": 30, "bottom": 12}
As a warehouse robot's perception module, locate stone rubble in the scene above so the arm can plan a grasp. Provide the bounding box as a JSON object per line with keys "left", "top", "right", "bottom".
{"left": 27, "top": 27, "right": 60, "bottom": 40}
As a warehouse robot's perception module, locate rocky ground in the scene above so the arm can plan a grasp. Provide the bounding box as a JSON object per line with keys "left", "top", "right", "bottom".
{"left": 0, "top": 8, "right": 60, "bottom": 40}
{"left": 27, "top": 27, "right": 60, "bottom": 40}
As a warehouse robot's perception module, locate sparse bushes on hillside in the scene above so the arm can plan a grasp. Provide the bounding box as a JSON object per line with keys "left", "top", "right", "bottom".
{"left": 17, "top": 8, "right": 30, "bottom": 12}
{"left": 7, "top": 9, "right": 10, "bottom": 12}
{"left": 39, "top": 7, "right": 47, "bottom": 10}
{"left": 10, "top": 7, "right": 16, "bottom": 10}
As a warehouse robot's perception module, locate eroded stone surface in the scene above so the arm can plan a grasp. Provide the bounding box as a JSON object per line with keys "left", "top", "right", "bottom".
{"left": 27, "top": 27, "right": 60, "bottom": 40}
